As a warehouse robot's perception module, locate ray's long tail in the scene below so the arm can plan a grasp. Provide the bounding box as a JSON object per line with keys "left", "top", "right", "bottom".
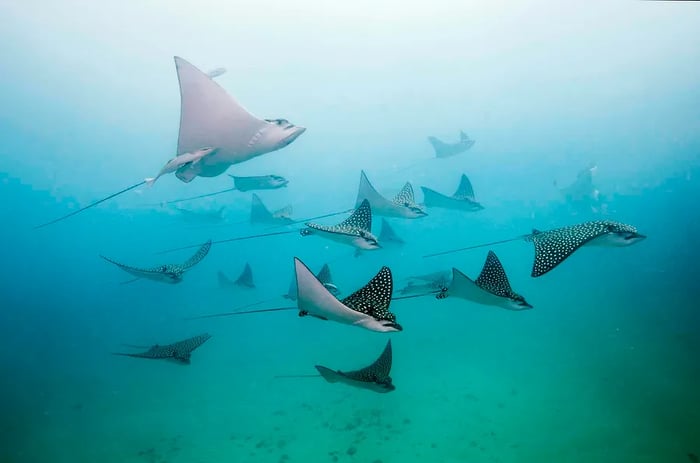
{"left": 34, "top": 180, "right": 147, "bottom": 229}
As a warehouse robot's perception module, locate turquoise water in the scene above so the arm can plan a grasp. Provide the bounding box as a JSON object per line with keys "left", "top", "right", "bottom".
{"left": 1, "top": 2, "right": 699, "bottom": 462}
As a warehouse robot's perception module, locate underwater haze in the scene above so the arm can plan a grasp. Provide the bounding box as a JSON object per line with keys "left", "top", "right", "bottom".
{"left": 1, "top": 1, "right": 699, "bottom": 462}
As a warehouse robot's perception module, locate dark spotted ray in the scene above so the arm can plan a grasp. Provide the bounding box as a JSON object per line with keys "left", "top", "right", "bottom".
{"left": 315, "top": 340, "right": 395, "bottom": 393}
{"left": 172, "top": 56, "right": 306, "bottom": 182}
{"left": 421, "top": 174, "right": 484, "bottom": 211}
{"left": 101, "top": 240, "right": 211, "bottom": 284}
{"left": 355, "top": 170, "right": 426, "bottom": 219}
{"left": 295, "top": 257, "right": 401, "bottom": 332}
{"left": 156, "top": 202, "right": 369, "bottom": 256}
{"left": 284, "top": 263, "right": 340, "bottom": 300}
{"left": 250, "top": 193, "right": 293, "bottom": 225}
{"left": 428, "top": 131, "right": 475, "bottom": 158}
{"left": 440, "top": 251, "right": 532, "bottom": 310}
{"left": 526, "top": 220, "right": 645, "bottom": 277}
{"left": 301, "top": 199, "right": 381, "bottom": 251}
{"left": 422, "top": 220, "right": 645, "bottom": 264}
{"left": 112, "top": 333, "right": 211, "bottom": 364}
{"left": 156, "top": 174, "right": 290, "bottom": 206}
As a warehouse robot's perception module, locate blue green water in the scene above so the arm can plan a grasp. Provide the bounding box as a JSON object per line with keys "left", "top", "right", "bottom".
{"left": 1, "top": 2, "right": 699, "bottom": 462}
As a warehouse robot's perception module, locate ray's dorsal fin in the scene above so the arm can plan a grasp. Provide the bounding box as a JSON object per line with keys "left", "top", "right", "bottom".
{"left": 182, "top": 240, "right": 212, "bottom": 270}
{"left": 391, "top": 182, "right": 416, "bottom": 206}
{"left": 340, "top": 339, "right": 393, "bottom": 383}
{"left": 341, "top": 266, "right": 393, "bottom": 320}
{"left": 235, "top": 263, "right": 255, "bottom": 288}
{"left": 452, "top": 174, "right": 476, "bottom": 200}
{"left": 474, "top": 251, "right": 515, "bottom": 297}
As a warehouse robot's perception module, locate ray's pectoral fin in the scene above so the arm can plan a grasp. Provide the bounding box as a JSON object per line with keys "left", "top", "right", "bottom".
{"left": 341, "top": 267, "right": 398, "bottom": 327}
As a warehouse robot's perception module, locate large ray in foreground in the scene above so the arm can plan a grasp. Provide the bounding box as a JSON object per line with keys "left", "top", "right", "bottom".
{"left": 101, "top": 240, "right": 211, "bottom": 284}
{"left": 421, "top": 174, "right": 484, "bottom": 212}
{"left": 316, "top": 340, "right": 395, "bottom": 393}
{"left": 301, "top": 199, "right": 380, "bottom": 251}
{"left": 113, "top": 334, "right": 211, "bottom": 364}
{"left": 173, "top": 56, "right": 306, "bottom": 182}
{"left": 355, "top": 170, "right": 426, "bottom": 219}
{"left": 526, "top": 220, "right": 645, "bottom": 277}
{"left": 295, "top": 257, "right": 401, "bottom": 332}
{"left": 440, "top": 251, "right": 532, "bottom": 310}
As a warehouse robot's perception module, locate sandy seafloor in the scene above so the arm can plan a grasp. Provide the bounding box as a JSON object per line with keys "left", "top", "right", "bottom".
{"left": 4, "top": 247, "right": 698, "bottom": 463}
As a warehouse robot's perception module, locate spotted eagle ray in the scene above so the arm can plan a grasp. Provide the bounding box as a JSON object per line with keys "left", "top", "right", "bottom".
{"left": 421, "top": 174, "right": 484, "bottom": 211}
{"left": 423, "top": 220, "right": 646, "bottom": 277}
{"left": 101, "top": 240, "right": 211, "bottom": 284}
{"left": 438, "top": 251, "right": 532, "bottom": 310}
{"left": 526, "top": 221, "right": 645, "bottom": 277}
{"left": 295, "top": 257, "right": 401, "bottom": 332}
{"left": 284, "top": 263, "right": 340, "bottom": 300}
{"left": 183, "top": 257, "right": 400, "bottom": 332}
{"left": 301, "top": 199, "right": 381, "bottom": 251}
{"left": 251, "top": 193, "right": 293, "bottom": 225}
{"left": 277, "top": 340, "right": 395, "bottom": 393}
{"left": 355, "top": 170, "right": 426, "bottom": 219}
{"left": 33, "top": 56, "right": 304, "bottom": 229}
{"left": 157, "top": 174, "right": 290, "bottom": 207}
{"left": 112, "top": 333, "right": 211, "bottom": 364}
{"left": 428, "top": 131, "right": 475, "bottom": 158}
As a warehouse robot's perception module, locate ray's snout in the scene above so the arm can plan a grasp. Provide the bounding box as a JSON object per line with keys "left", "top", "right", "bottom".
{"left": 281, "top": 126, "right": 306, "bottom": 146}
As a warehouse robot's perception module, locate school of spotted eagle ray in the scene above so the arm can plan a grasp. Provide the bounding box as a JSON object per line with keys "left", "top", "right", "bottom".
{"left": 34, "top": 56, "right": 647, "bottom": 392}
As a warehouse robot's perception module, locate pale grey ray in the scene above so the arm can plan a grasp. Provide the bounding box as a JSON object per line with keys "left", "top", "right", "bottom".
{"left": 421, "top": 174, "right": 484, "bottom": 211}
{"left": 172, "top": 56, "right": 306, "bottom": 182}
{"left": 427, "top": 130, "right": 475, "bottom": 158}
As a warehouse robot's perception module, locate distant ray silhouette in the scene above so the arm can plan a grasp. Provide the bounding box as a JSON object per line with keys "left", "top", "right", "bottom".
{"left": 421, "top": 174, "right": 484, "bottom": 212}
{"left": 428, "top": 130, "right": 475, "bottom": 158}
